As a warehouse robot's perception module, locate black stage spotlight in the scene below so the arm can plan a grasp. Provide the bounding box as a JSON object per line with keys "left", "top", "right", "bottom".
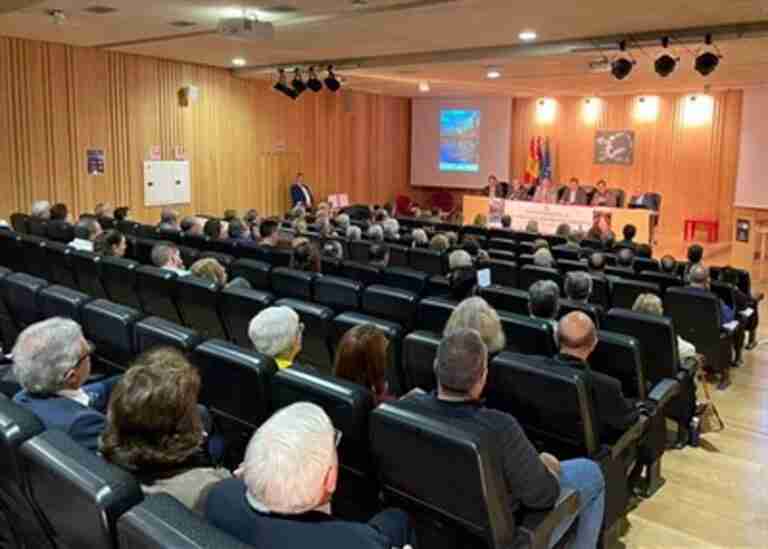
{"left": 307, "top": 66, "right": 323, "bottom": 92}
{"left": 654, "top": 37, "right": 678, "bottom": 78}
{"left": 274, "top": 69, "right": 297, "bottom": 99}
{"left": 611, "top": 40, "right": 635, "bottom": 80}
{"left": 324, "top": 65, "right": 341, "bottom": 92}
{"left": 291, "top": 68, "right": 307, "bottom": 96}
{"left": 695, "top": 34, "right": 721, "bottom": 76}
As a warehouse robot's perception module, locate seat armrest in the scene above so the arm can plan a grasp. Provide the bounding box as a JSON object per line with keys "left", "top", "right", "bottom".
{"left": 679, "top": 356, "right": 700, "bottom": 377}
{"left": 516, "top": 488, "right": 580, "bottom": 549}
{"left": 610, "top": 415, "right": 648, "bottom": 460}
{"left": 647, "top": 378, "right": 680, "bottom": 410}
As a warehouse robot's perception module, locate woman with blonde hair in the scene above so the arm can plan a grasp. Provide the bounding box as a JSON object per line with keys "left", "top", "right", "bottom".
{"left": 444, "top": 296, "right": 507, "bottom": 355}
{"left": 190, "top": 257, "right": 251, "bottom": 289}
{"left": 632, "top": 293, "right": 697, "bottom": 361}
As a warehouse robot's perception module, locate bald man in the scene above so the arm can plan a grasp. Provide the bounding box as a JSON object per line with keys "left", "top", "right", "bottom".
{"left": 555, "top": 312, "right": 639, "bottom": 443}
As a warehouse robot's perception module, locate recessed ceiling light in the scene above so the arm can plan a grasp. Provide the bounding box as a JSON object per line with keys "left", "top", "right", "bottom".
{"left": 486, "top": 67, "right": 502, "bottom": 79}
{"left": 232, "top": 58, "right": 247, "bottom": 67}
{"left": 519, "top": 30, "right": 537, "bottom": 41}
{"left": 418, "top": 81, "right": 430, "bottom": 93}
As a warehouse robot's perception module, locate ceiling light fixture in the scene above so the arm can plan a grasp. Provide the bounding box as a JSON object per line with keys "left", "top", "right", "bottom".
{"left": 274, "top": 69, "right": 297, "bottom": 99}
{"left": 486, "top": 66, "right": 502, "bottom": 79}
{"left": 291, "top": 68, "right": 307, "bottom": 96}
{"left": 695, "top": 34, "right": 722, "bottom": 76}
{"left": 418, "top": 81, "right": 430, "bottom": 93}
{"left": 654, "top": 37, "right": 679, "bottom": 78}
{"left": 611, "top": 40, "right": 635, "bottom": 80}
{"left": 306, "top": 67, "right": 323, "bottom": 92}
{"left": 324, "top": 66, "right": 341, "bottom": 92}
{"left": 232, "top": 57, "right": 247, "bottom": 67}
{"left": 519, "top": 30, "right": 537, "bottom": 41}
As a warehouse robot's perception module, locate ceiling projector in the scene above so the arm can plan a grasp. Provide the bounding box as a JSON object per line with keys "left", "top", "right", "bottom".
{"left": 217, "top": 17, "right": 275, "bottom": 41}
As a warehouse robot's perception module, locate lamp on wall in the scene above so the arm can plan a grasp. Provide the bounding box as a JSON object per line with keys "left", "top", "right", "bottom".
{"left": 582, "top": 97, "right": 601, "bottom": 124}
{"left": 683, "top": 94, "right": 714, "bottom": 126}
{"left": 634, "top": 95, "right": 659, "bottom": 122}
{"left": 536, "top": 98, "right": 556, "bottom": 124}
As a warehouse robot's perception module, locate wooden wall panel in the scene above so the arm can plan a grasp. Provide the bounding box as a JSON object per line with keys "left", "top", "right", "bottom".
{"left": 0, "top": 36, "right": 412, "bottom": 224}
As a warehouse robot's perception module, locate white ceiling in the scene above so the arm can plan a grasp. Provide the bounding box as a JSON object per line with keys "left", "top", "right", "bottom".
{"left": 1, "top": 0, "right": 768, "bottom": 96}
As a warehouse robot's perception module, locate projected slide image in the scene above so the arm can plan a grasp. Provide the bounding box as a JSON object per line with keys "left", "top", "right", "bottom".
{"left": 439, "top": 109, "right": 481, "bottom": 172}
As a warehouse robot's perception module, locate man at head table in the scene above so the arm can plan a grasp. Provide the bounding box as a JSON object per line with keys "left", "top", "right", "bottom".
{"left": 558, "top": 177, "right": 588, "bottom": 206}
{"left": 487, "top": 174, "right": 509, "bottom": 199}
{"left": 589, "top": 180, "right": 614, "bottom": 207}
{"left": 508, "top": 178, "right": 531, "bottom": 201}
{"left": 532, "top": 178, "right": 559, "bottom": 204}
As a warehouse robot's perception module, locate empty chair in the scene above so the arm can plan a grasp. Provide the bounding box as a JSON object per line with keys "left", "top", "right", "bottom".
{"left": 519, "top": 265, "right": 562, "bottom": 293}
{"left": 633, "top": 257, "right": 659, "bottom": 273}
{"left": 0, "top": 231, "right": 23, "bottom": 272}
{"left": 409, "top": 247, "right": 445, "bottom": 276}
{"left": 100, "top": 256, "right": 142, "bottom": 310}
{"left": 424, "top": 274, "right": 451, "bottom": 298}
{"left": 191, "top": 340, "right": 276, "bottom": 464}
{"left": 135, "top": 265, "right": 184, "bottom": 325}
{"left": 19, "top": 234, "right": 49, "bottom": 279}
{"left": 314, "top": 275, "right": 362, "bottom": 313}
{"left": 135, "top": 316, "right": 202, "bottom": 355}
{"left": 590, "top": 330, "right": 645, "bottom": 399}
{"left": 589, "top": 276, "right": 611, "bottom": 309}
{"left": 348, "top": 240, "right": 371, "bottom": 262}
{"left": 275, "top": 298, "right": 335, "bottom": 372}
{"left": 271, "top": 267, "right": 316, "bottom": 300}
{"left": 499, "top": 312, "right": 557, "bottom": 356}
{"left": 637, "top": 271, "right": 682, "bottom": 296}
{"left": 176, "top": 276, "right": 227, "bottom": 339}
{"left": 230, "top": 259, "right": 271, "bottom": 291}
{"left": 486, "top": 259, "right": 518, "bottom": 288}
{"left": 370, "top": 398, "right": 579, "bottom": 549}
{"left": 10, "top": 213, "right": 29, "bottom": 234}
{"left": 21, "top": 429, "right": 143, "bottom": 548}
{"left": 362, "top": 285, "right": 418, "bottom": 331}
{"left": 478, "top": 286, "right": 529, "bottom": 316}
{"left": 70, "top": 250, "right": 108, "bottom": 299}
{"left": 387, "top": 244, "right": 410, "bottom": 268}
{"left": 320, "top": 256, "right": 341, "bottom": 277}
{"left": 488, "top": 238, "right": 517, "bottom": 253}
{"left": 552, "top": 247, "right": 580, "bottom": 262}
{"left": 610, "top": 279, "right": 660, "bottom": 310}
{"left": 402, "top": 330, "right": 441, "bottom": 392}
{"left": 341, "top": 260, "right": 381, "bottom": 287}
{"left": 218, "top": 287, "right": 275, "bottom": 347}
{"left": 381, "top": 267, "right": 429, "bottom": 295}
{"left": 2, "top": 273, "right": 47, "bottom": 333}
{"left": 558, "top": 259, "right": 588, "bottom": 274}
{"left": 81, "top": 299, "right": 143, "bottom": 373}
{"left": 38, "top": 285, "right": 93, "bottom": 324}
{"left": 558, "top": 298, "right": 603, "bottom": 327}
{"left": 117, "top": 493, "right": 252, "bottom": 549}
{"left": 417, "top": 297, "right": 457, "bottom": 334}
{"left": 488, "top": 249, "right": 516, "bottom": 263}
{"left": 130, "top": 237, "right": 158, "bottom": 265}
{"left": 45, "top": 241, "right": 78, "bottom": 289}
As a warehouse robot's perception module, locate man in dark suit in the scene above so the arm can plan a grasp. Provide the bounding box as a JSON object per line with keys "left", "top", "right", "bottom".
{"left": 206, "top": 402, "right": 414, "bottom": 549}
{"left": 12, "top": 317, "right": 118, "bottom": 452}
{"left": 290, "top": 172, "right": 315, "bottom": 208}
{"left": 554, "top": 312, "right": 639, "bottom": 443}
{"left": 558, "top": 177, "right": 589, "bottom": 206}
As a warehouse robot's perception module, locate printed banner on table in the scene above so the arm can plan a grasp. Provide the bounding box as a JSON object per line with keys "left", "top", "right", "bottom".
{"left": 502, "top": 201, "right": 594, "bottom": 234}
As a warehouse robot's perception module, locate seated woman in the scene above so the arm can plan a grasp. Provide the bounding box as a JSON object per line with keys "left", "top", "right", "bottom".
{"left": 93, "top": 229, "right": 127, "bottom": 257}
{"left": 291, "top": 241, "right": 321, "bottom": 273}
{"left": 446, "top": 250, "right": 477, "bottom": 301}
{"left": 632, "top": 293, "right": 697, "bottom": 362}
{"left": 443, "top": 296, "right": 507, "bottom": 355}
{"left": 334, "top": 324, "right": 394, "bottom": 404}
{"left": 720, "top": 266, "right": 762, "bottom": 350}
{"left": 248, "top": 306, "right": 303, "bottom": 369}
{"left": 190, "top": 257, "right": 251, "bottom": 289}
{"left": 99, "top": 347, "right": 229, "bottom": 514}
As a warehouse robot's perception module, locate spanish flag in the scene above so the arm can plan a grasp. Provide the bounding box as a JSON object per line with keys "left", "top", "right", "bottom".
{"left": 524, "top": 137, "right": 539, "bottom": 183}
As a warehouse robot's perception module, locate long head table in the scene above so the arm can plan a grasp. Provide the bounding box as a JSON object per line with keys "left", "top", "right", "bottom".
{"left": 462, "top": 195, "right": 653, "bottom": 245}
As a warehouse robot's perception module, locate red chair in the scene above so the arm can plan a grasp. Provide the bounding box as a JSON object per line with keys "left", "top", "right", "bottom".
{"left": 395, "top": 195, "right": 413, "bottom": 217}
{"left": 431, "top": 191, "right": 456, "bottom": 218}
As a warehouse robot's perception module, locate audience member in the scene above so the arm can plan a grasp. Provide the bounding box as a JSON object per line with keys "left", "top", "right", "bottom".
{"left": 158, "top": 208, "right": 180, "bottom": 231}
{"left": 444, "top": 297, "right": 506, "bottom": 354}
{"left": 407, "top": 330, "right": 605, "bottom": 548}
{"left": 589, "top": 179, "right": 612, "bottom": 206}
{"left": 500, "top": 214, "right": 512, "bottom": 229}
{"left": 445, "top": 231, "right": 459, "bottom": 248}
{"left": 555, "top": 223, "right": 571, "bottom": 239}
{"left": 720, "top": 266, "right": 763, "bottom": 349}
{"left": 151, "top": 242, "right": 190, "bottom": 276}
{"left": 206, "top": 402, "right": 414, "bottom": 548}
{"left": 411, "top": 228, "right": 428, "bottom": 248}
{"left": 688, "top": 264, "right": 734, "bottom": 325}
{"left": 533, "top": 238, "right": 549, "bottom": 252}
{"left": 367, "top": 224, "right": 384, "bottom": 243}
{"left": 223, "top": 209, "right": 239, "bottom": 222}
{"left": 447, "top": 250, "right": 477, "bottom": 301}
{"left": 558, "top": 177, "right": 588, "bottom": 205}
{"left": 587, "top": 252, "right": 606, "bottom": 276}
{"left": 12, "top": 318, "right": 117, "bottom": 452}
{"left": 564, "top": 271, "right": 593, "bottom": 304}
{"left": 31, "top": 200, "right": 51, "bottom": 219}
{"left": 180, "top": 216, "right": 203, "bottom": 236}
{"left": 248, "top": 306, "right": 303, "bottom": 369}
{"left": 346, "top": 225, "right": 362, "bottom": 241}
{"left": 555, "top": 313, "right": 639, "bottom": 442}
{"left": 322, "top": 240, "right": 344, "bottom": 261}
{"left": 684, "top": 244, "right": 704, "bottom": 280}
{"left": 191, "top": 257, "right": 251, "bottom": 289}
{"left": 292, "top": 242, "right": 322, "bottom": 273}
{"left": 529, "top": 280, "right": 560, "bottom": 339}
{"left": 93, "top": 229, "right": 127, "bottom": 257}
{"left": 95, "top": 202, "right": 114, "bottom": 219}
{"left": 382, "top": 218, "right": 400, "bottom": 240}
{"left": 68, "top": 218, "right": 102, "bottom": 251}
{"left": 114, "top": 206, "right": 130, "bottom": 222}
{"left": 335, "top": 213, "right": 351, "bottom": 233}
{"left": 334, "top": 325, "right": 394, "bottom": 405}
{"left": 617, "top": 224, "right": 637, "bottom": 250}
{"left": 50, "top": 202, "right": 69, "bottom": 222}
{"left": 473, "top": 214, "right": 488, "bottom": 227}
{"left": 525, "top": 220, "right": 539, "bottom": 233}
{"left": 319, "top": 221, "right": 338, "bottom": 239}
{"left": 532, "top": 248, "right": 555, "bottom": 268}
{"left": 659, "top": 255, "right": 678, "bottom": 275}
{"left": 615, "top": 247, "right": 635, "bottom": 273}
{"left": 632, "top": 294, "right": 697, "bottom": 362}
{"left": 259, "top": 219, "right": 280, "bottom": 247}
{"left": 100, "top": 347, "right": 229, "bottom": 513}
{"left": 429, "top": 233, "right": 449, "bottom": 252}
{"left": 227, "top": 218, "right": 250, "bottom": 242}
{"left": 204, "top": 218, "right": 229, "bottom": 240}
{"left": 369, "top": 243, "right": 390, "bottom": 269}
{"left": 244, "top": 209, "right": 260, "bottom": 230}
{"left": 636, "top": 243, "right": 653, "bottom": 259}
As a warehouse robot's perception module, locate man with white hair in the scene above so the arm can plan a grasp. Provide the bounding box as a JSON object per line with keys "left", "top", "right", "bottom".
{"left": 12, "top": 318, "right": 118, "bottom": 452}
{"left": 158, "top": 207, "right": 180, "bottom": 231}
{"left": 346, "top": 225, "right": 362, "bottom": 241}
{"left": 248, "top": 306, "right": 303, "bottom": 369}
{"left": 206, "top": 402, "right": 414, "bottom": 548}
{"left": 68, "top": 217, "right": 103, "bottom": 252}
{"left": 31, "top": 200, "right": 51, "bottom": 219}
{"left": 382, "top": 218, "right": 400, "bottom": 240}
{"left": 151, "top": 242, "right": 190, "bottom": 276}
{"left": 367, "top": 224, "right": 384, "bottom": 243}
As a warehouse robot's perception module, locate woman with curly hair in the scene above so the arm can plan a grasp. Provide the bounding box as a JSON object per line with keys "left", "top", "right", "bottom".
{"left": 99, "top": 347, "right": 229, "bottom": 513}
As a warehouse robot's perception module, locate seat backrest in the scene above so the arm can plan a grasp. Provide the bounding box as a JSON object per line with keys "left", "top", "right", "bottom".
{"left": 156, "top": 229, "right": 181, "bottom": 244}
{"left": 177, "top": 245, "right": 200, "bottom": 268}
{"left": 230, "top": 259, "right": 272, "bottom": 291}
{"left": 664, "top": 287, "right": 723, "bottom": 367}
{"left": 341, "top": 260, "right": 381, "bottom": 287}
{"left": 487, "top": 352, "right": 599, "bottom": 458}
{"left": 486, "top": 259, "right": 518, "bottom": 288}
{"left": 271, "top": 267, "right": 316, "bottom": 300}
{"left": 134, "top": 316, "right": 202, "bottom": 355}
{"left": 0, "top": 230, "right": 23, "bottom": 272}
{"left": 589, "top": 275, "right": 611, "bottom": 308}
{"left": 218, "top": 286, "right": 274, "bottom": 347}
{"left": 417, "top": 297, "right": 457, "bottom": 334}
{"left": 591, "top": 330, "right": 646, "bottom": 399}
{"left": 46, "top": 220, "right": 74, "bottom": 243}
{"left": 557, "top": 298, "right": 603, "bottom": 327}
{"left": 478, "top": 285, "right": 529, "bottom": 316}
{"left": 487, "top": 249, "right": 516, "bottom": 264}
{"left": 633, "top": 257, "right": 659, "bottom": 273}
{"left": 135, "top": 266, "right": 184, "bottom": 324}
{"left": 81, "top": 299, "right": 143, "bottom": 372}
{"left": 117, "top": 493, "right": 252, "bottom": 549}
{"left": 488, "top": 238, "right": 516, "bottom": 253}
{"left": 551, "top": 246, "right": 580, "bottom": 262}
{"left": 21, "top": 430, "right": 143, "bottom": 549}
{"left": 175, "top": 276, "right": 227, "bottom": 339}
{"left": 314, "top": 275, "right": 362, "bottom": 313}
{"left": 38, "top": 285, "right": 93, "bottom": 324}
{"left": 134, "top": 224, "right": 159, "bottom": 240}
{"left": 403, "top": 330, "right": 441, "bottom": 392}
{"left": 130, "top": 237, "right": 158, "bottom": 266}
{"left": 10, "top": 213, "right": 29, "bottom": 234}
{"left": 362, "top": 285, "right": 418, "bottom": 330}
{"left": 710, "top": 280, "right": 736, "bottom": 310}
{"left": 370, "top": 399, "right": 516, "bottom": 549}
{"left": 519, "top": 265, "right": 562, "bottom": 293}
{"left": 499, "top": 312, "right": 557, "bottom": 356}
{"left": 275, "top": 298, "right": 335, "bottom": 372}
{"left": 44, "top": 241, "right": 78, "bottom": 289}
{"left": 381, "top": 267, "right": 429, "bottom": 295}
{"left": 115, "top": 220, "right": 138, "bottom": 236}
{"left": 638, "top": 271, "right": 682, "bottom": 295}
{"left": 3, "top": 272, "right": 48, "bottom": 329}
{"left": 558, "top": 259, "right": 588, "bottom": 274}
{"left": 100, "top": 256, "right": 142, "bottom": 310}
{"left": 409, "top": 247, "right": 446, "bottom": 276}
{"left": 26, "top": 217, "right": 48, "bottom": 238}
{"left": 19, "top": 234, "right": 49, "bottom": 279}
{"left": 604, "top": 308, "right": 679, "bottom": 386}
{"left": 610, "top": 278, "right": 660, "bottom": 310}
{"left": 70, "top": 250, "right": 108, "bottom": 299}
{"left": 348, "top": 240, "right": 371, "bottom": 262}
{"left": 387, "top": 244, "right": 410, "bottom": 268}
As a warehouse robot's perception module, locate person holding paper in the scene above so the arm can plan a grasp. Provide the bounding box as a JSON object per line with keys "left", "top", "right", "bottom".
{"left": 290, "top": 172, "right": 315, "bottom": 208}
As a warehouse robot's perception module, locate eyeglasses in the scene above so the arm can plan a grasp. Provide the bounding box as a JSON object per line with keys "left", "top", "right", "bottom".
{"left": 334, "top": 428, "right": 343, "bottom": 448}
{"left": 75, "top": 340, "right": 95, "bottom": 368}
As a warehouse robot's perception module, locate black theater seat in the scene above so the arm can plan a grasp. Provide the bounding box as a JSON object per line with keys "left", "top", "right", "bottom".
{"left": 388, "top": 244, "right": 410, "bottom": 268}
{"left": 117, "top": 494, "right": 252, "bottom": 549}
{"left": 38, "top": 285, "right": 93, "bottom": 324}
{"left": 417, "top": 297, "right": 457, "bottom": 334}
{"left": 362, "top": 285, "right": 418, "bottom": 330}
{"left": 45, "top": 241, "right": 78, "bottom": 289}
{"left": 135, "top": 265, "right": 184, "bottom": 325}
{"left": 100, "top": 256, "right": 142, "bottom": 310}
{"left": 26, "top": 217, "right": 48, "bottom": 238}
{"left": 638, "top": 271, "right": 683, "bottom": 296}
{"left": 10, "top": 213, "right": 29, "bottom": 234}
{"left": 499, "top": 312, "right": 557, "bottom": 356}
{"left": 557, "top": 298, "right": 603, "bottom": 327}
{"left": 314, "top": 275, "right": 362, "bottom": 313}
{"left": 633, "top": 257, "right": 659, "bottom": 273}
{"left": 20, "top": 430, "right": 143, "bottom": 548}
{"left": 176, "top": 276, "right": 227, "bottom": 339}
{"left": 230, "top": 259, "right": 272, "bottom": 291}
{"left": 486, "top": 259, "right": 518, "bottom": 288}
{"left": 611, "top": 278, "right": 660, "bottom": 310}
{"left": 402, "top": 330, "right": 441, "bottom": 392}
{"left": 177, "top": 245, "right": 200, "bottom": 269}
{"left": 341, "top": 260, "right": 381, "bottom": 287}
{"left": 81, "top": 299, "right": 143, "bottom": 373}
{"left": 19, "top": 234, "right": 49, "bottom": 280}
{"left": 488, "top": 237, "right": 517, "bottom": 253}
{"left": 0, "top": 268, "right": 15, "bottom": 348}
{"left": 0, "top": 231, "right": 23, "bottom": 272}
{"left": 348, "top": 240, "right": 371, "bottom": 262}
{"left": 424, "top": 274, "right": 451, "bottom": 298}
{"left": 135, "top": 316, "right": 203, "bottom": 355}
{"left": 409, "top": 247, "right": 445, "bottom": 276}
{"left": 200, "top": 250, "right": 235, "bottom": 269}
{"left": 70, "top": 250, "right": 108, "bottom": 299}
{"left": 46, "top": 220, "right": 74, "bottom": 244}
{"left": 271, "top": 267, "right": 316, "bottom": 300}
{"left": 275, "top": 298, "right": 334, "bottom": 372}
{"left": 2, "top": 273, "right": 47, "bottom": 332}
{"left": 130, "top": 237, "right": 158, "bottom": 266}
{"left": 590, "top": 330, "right": 645, "bottom": 399}
{"left": 558, "top": 259, "right": 589, "bottom": 274}
{"left": 381, "top": 267, "right": 429, "bottom": 295}
{"left": 519, "top": 265, "right": 562, "bottom": 293}
{"left": 488, "top": 249, "right": 516, "bottom": 263}
{"left": 218, "top": 287, "right": 275, "bottom": 348}
{"left": 479, "top": 285, "right": 530, "bottom": 316}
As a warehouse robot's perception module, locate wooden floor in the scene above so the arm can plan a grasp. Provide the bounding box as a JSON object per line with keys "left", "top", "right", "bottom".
{"left": 620, "top": 240, "right": 768, "bottom": 548}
